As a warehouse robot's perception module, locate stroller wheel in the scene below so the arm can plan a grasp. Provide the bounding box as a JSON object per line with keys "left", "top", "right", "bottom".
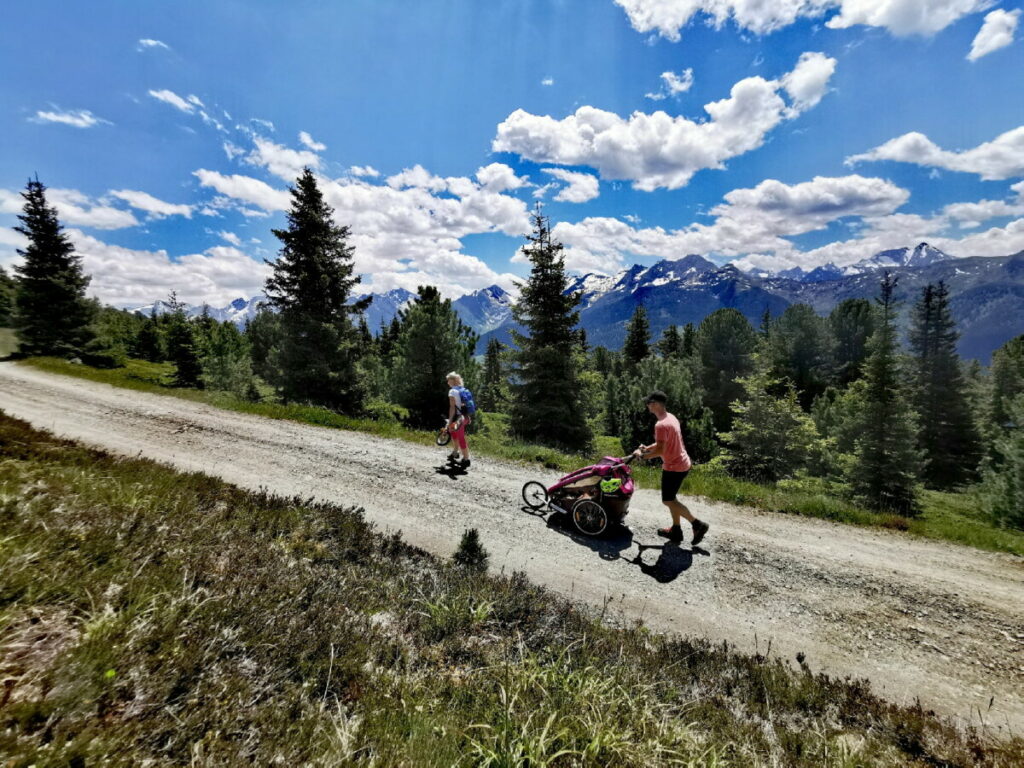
{"left": 435, "top": 430, "right": 452, "bottom": 447}
{"left": 521, "top": 481, "right": 548, "bottom": 510}
{"left": 572, "top": 499, "right": 608, "bottom": 537}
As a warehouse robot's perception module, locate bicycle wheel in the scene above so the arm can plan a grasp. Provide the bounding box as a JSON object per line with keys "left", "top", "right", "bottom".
{"left": 521, "top": 481, "right": 548, "bottom": 510}
{"left": 573, "top": 499, "right": 608, "bottom": 536}
{"left": 435, "top": 429, "right": 452, "bottom": 446}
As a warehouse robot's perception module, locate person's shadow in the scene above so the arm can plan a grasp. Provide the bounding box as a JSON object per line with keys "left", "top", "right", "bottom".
{"left": 435, "top": 460, "right": 467, "bottom": 480}
{"left": 629, "top": 542, "right": 689, "bottom": 582}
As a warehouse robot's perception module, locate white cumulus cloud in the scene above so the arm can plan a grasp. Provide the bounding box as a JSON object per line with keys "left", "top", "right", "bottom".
{"left": 245, "top": 136, "right": 322, "bottom": 181}
{"left": 645, "top": 68, "right": 694, "bottom": 100}
{"left": 614, "top": 0, "right": 990, "bottom": 39}
{"left": 298, "top": 131, "right": 327, "bottom": 151}
{"left": 541, "top": 168, "right": 601, "bottom": 203}
{"left": 846, "top": 125, "right": 1024, "bottom": 180}
{"left": 349, "top": 165, "right": 381, "bottom": 178}
{"left": 108, "top": 190, "right": 193, "bottom": 219}
{"left": 476, "top": 163, "right": 531, "bottom": 192}
{"left": 967, "top": 8, "right": 1020, "bottom": 60}
{"left": 493, "top": 52, "right": 836, "bottom": 191}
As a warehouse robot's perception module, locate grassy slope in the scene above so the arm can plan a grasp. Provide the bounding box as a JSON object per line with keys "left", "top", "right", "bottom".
{"left": 1, "top": 412, "right": 1018, "bottom": 767}
{"left": 17, "top": 356, "right": 1024, "bottom": 557}
{"left": 0, "top": 328, "right": 17, "bottom": 358}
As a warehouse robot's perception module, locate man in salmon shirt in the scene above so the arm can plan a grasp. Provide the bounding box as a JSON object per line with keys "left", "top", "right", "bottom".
{"left": 632, "top": 390, "right": 709, "bottom": 545}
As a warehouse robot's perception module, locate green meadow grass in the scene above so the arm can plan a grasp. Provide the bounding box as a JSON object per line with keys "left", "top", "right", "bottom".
{"left": 1, "top": 411, "right": 1017, "bottom": 766}
{"left": 18, "top": 356, "right": 1024, "bottom": 557}
{"left": 0, "top": 328, "right": 17, "bottom": 358}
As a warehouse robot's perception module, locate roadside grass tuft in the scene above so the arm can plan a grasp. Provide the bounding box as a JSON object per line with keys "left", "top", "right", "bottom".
{"left": 1, "top": 410, "right": 1020, "bottom": 766}
{"left": 16, "top": 356, "right": 1024, "bottom": 556}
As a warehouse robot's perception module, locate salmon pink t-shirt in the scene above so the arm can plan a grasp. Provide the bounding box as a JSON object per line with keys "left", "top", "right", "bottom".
{"left": 655, "top": 413, "right": 692, "bottom": 472}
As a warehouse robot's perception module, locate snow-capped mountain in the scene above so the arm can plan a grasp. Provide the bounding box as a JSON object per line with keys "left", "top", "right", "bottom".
{"left": 855, "top": 242, "right": 951, "bottom": 271}
{"left": 767, "top": 243, "right": 954, "bottom": 283}
{"left": 133, "top": 296, "right": 267, "bottom": 326}
{"left": 451, "top": 285, "right": 514, "bottom": 334}
{"left": 355, "top": 287, "right": 415, "bottom": 331}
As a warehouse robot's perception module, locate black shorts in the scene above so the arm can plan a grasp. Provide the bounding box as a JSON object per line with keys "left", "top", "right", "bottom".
{"left": 661, "top": 470, "right": 689, "bottom": 502}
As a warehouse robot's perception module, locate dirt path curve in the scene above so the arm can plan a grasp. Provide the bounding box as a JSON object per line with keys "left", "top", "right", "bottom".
{"left": 1, "top": 362, "right": 1022, "bottom": 734}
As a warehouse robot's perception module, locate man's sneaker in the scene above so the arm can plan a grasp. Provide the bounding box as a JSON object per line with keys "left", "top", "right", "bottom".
{"left": 691, "top": 519, "right": 709, "bottom": 546}
{"left": 460, "top": 458, "right": 472, "bottom": 470}
{"left": 657, "top": 525, "right": 683, "bottom": 543}
{"left": 447, "top": 450, "right": 460, "bottom": 463}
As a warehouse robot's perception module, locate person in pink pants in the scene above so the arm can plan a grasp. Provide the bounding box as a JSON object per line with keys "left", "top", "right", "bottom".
{"left": 446, "top": 372, "right": 471, "bottom": 469}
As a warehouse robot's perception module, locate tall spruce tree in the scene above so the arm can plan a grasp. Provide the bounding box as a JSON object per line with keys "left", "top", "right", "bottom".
{"left": 509, "top": 206, "right": 592, "bottom": 452}
{"left": 263, "top": 169, "right": 370, "bottom": 412}
{"left": 767, "top": 303, "right": 835, "bottom": 410}
{"left": 622, "top": 304, "right": 651, "bottom": 370}
{"left": 909, "top": 282, "right": 982, "bottom": 488}
{"left": 829, "top": 298, "right": 876, "bottom": 385}
{"left": 849, "top": 273, "right": 921, "bottom": 514}
{"left": 681, "top": 322, "right": 697, "bottom": 357}
{"left": 696, "top": 308, "right": 758, "bottom": 432}
{"left": 479, "top": 337, "right": 508, "bottom": 412}
{"left": 12, "top": 177, "right": 95, "bottom": 356}
{"left": 990, "top": 335, "right": 1024, "bottom": 431}
{"left": 390, "top": 286, "right": 477, "bottom": 427}
{"left": 723, "top": 357, "right": 817, "bottom": 483}
{"left": 657, "top": 324, "right": 683, "bottom": 359}
{"left": 978, "top": 395, "right": 1024, "bottom": 530}
{"left": 164, "top": 293, "right": 203, "bottom": 388}
{"left": 0, "top": 266, "right": 15, "bottom": 326}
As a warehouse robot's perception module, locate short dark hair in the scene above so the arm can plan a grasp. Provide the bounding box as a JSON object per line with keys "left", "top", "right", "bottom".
{"left": 644, "top": 390, "right": 668, "bottom": 405}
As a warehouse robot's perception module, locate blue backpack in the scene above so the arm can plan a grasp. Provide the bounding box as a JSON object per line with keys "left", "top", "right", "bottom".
{"left": 456, "top": 386, "right": 477, "bottom": 416}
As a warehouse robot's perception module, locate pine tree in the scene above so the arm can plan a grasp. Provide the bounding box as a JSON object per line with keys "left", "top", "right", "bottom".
{"left": 695, "top": 309, "right": 758, "bottom": 432}
{"left": 199, "top": 320, "right": 255, "bottom": 396}
{"left": 263, "top": 169, "right": 370, "bottom": 412}
{"left": 849, "top": 273, "right": 921, "bottom": 514}
{"left": 390, "top": 286, "right": 477, "bottom": 427}
{"left": 164, "top": 293, "right": 203, "bottom": 388}
{"left": 605, "top": 356, "right": 717, "bottom": 463}
{"left": 622, "top": 304, "right": 651, "bottom": 370}
{"left": 723, "top": 358, "right": 817, "bottom": 483}
{"left": 978, "top": 395, "right": 1024, "bottom": 530}
{"left": 12, "top": 177, "right": 95, "bottom": 356}
{"left": 657, "top": 324, "right": 683, "bottom": 359}
{"left": 829, "top": 298, "right": 876, "bottom": 385}
{"left": 479, "top": 337, "right": 508, "bottom": 412}
{"left": 990, "top": 335, "right": 1024, "bottom": 431}
{"left": 245, "top": 307, "right": 281, "bottom": 382}
{"left": 509, "top": 205, "right": 592, "bottom": 452}
{"left": 133, "top": 311, "right": 165, "bottom": 362}
{"left": 0, "top": 266, "right": 15, "bottom": 326}
{"left": 767, "top": 303, "right": 835, "bottom": 410}
{"left": 681, "top": 323, "right": 697, "bottom": 358}
{"left": 908, "top": 282, "right": 982, "bottom": 488}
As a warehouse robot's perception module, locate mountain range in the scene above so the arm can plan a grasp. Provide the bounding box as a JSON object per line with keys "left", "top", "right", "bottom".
{"left": 133, "top": 243, "right": 1024, "bottom": 363}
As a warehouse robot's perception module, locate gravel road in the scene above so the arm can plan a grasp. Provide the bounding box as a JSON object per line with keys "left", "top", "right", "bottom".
{"left": 1, "top": 361, "right": 1022, "bottom": 734}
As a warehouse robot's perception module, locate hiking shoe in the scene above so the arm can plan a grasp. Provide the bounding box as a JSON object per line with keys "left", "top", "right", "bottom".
{"left": 447, "top": 450, "right": 460, "bottom": 462}
{"left": 460, "top": 458, "right": 471, "bottom": 470}
{"left": 657, "top": 525, "right": 683, "bottom": 543}
{"left": 691, "top": 519, "right": 709, "bottom": 546}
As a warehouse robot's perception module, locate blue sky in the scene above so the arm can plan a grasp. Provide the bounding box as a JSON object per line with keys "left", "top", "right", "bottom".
{"left": 1, "top": 0, "right": 1022, "bottom": 306}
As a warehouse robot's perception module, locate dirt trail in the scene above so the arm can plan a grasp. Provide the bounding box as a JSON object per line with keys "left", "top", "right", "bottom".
{"left": 1, "top": 362, "right": 1022, "bottom": 734}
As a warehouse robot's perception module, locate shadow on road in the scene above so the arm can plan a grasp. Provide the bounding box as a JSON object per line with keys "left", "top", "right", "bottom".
{"left": 434, "top": 462, "right": 467, "bottom": 480}
{"left": 519, "top": 505, "right": 710, "bottom": 583}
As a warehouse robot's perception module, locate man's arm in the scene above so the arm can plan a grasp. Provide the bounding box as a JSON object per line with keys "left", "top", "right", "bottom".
{"left": 634, "top": 441, "right": 666, "bottom": 459}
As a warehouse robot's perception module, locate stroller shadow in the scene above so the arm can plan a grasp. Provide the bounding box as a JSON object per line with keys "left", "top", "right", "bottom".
{"left": 518, "top": 506, "right": 710, "bottom": 584}
{"left": 435, "top": 462, "right": 467, "bottom": 480}
{"left": 542, "top": 509, "right": 636, "bottom": 562}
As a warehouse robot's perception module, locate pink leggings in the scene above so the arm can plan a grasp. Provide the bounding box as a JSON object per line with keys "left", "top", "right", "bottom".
{"left": 450, "top": 416, "right": 470, "bottom": 453}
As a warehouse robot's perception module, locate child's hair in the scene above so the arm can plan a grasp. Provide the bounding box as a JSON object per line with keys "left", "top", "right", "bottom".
{"left": 446, "top": 372, "right": 463, "bottom": 386}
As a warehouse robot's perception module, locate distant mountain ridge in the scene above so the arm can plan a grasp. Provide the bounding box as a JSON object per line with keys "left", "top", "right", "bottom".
{"left": 131, "top": 243, "right": 1024, "bottom": 363}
